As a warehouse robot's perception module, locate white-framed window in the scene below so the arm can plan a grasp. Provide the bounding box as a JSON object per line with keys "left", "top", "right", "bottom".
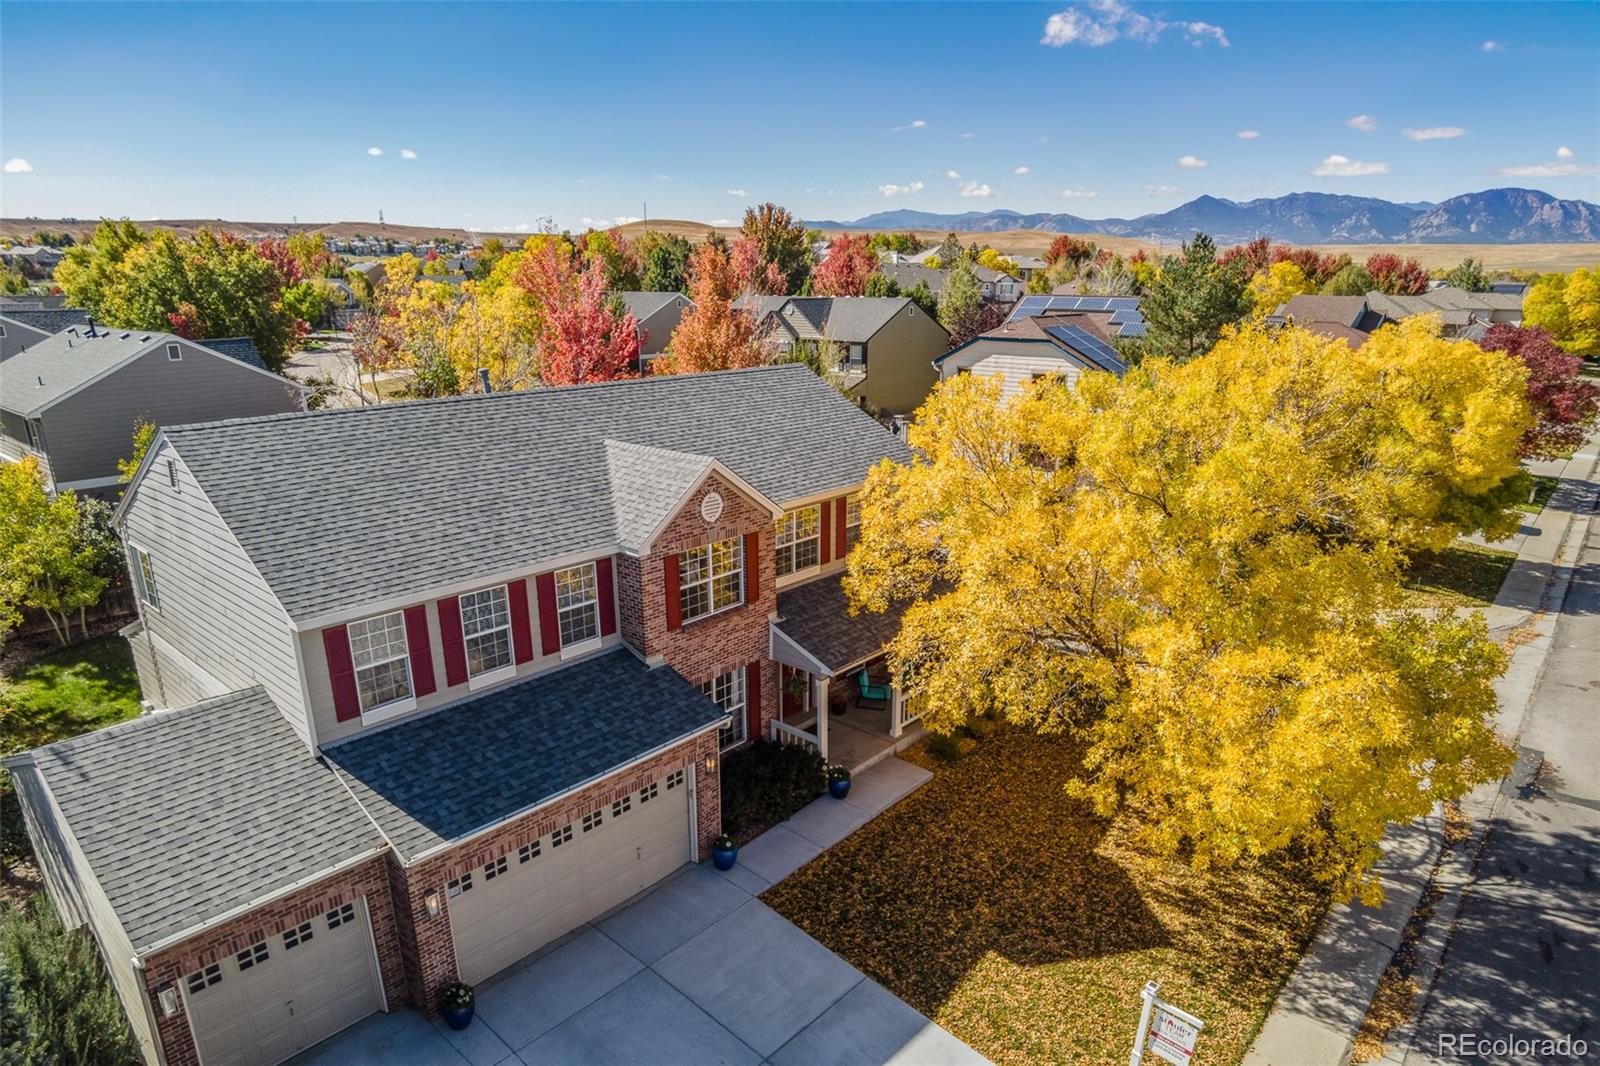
{"left": 166, "top": 343, "right": 182, "bottom": 361}
{"left": 701, "top": 668, "right": 748, "bottom": 751}
{"left": 130, "top": 546, "right": 160, "bottom": 609}
{"left": 347, "top": 610, "right": 413, "bottom": 712}
{"left": 775, "top": 506, "right": 821, "bottom": 577}
{"left": 460, "top": 585, "right": 512, "bottom": 677}
{"left": 24, "top": 419, "right": 42, "bottom": 450}
{"left": 679, "top": 537, "right": 744, "bottom": 623}
{"left": 554, "top": 563, "right": 600, "bottom": 648}
{"left": 845, "top": 495, "right": 862, "bottom": 551}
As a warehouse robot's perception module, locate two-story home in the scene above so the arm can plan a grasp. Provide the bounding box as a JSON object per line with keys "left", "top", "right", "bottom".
{"left": 877, "top": 261, "right": 1023, "bottom": 305}
{"left": 5, "top": 365, "right": 919, "bottom": 1066}
{"left": 614, "top": 290, "right": 695, "bottom": 362}
{"left": 933, "top": 310, "right": 1129, "bottom": 396}
{"left": 0, "top": 327, "right": 303, "bottom": 496}
{"left": 0, "top": 306, "right": 93, "bottom": 360}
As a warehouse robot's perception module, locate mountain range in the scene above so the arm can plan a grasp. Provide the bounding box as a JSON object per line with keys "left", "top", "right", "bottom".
{"left": 809, "top": 188, "right": 1600, "bottom": 244}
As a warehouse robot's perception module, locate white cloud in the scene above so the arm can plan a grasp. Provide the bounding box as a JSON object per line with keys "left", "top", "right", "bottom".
{"left": 3, "top": 158, "right": 32, "bottom": 173}
{"left": 1557, "top": 146, "right": 1574, "bottom": 159}
{"left": 1494, "top": 160, "right": 1599, "bottom": 178}
{"left": 1314, "top": 154, "right": 1389, "bottom": 177}
{"left": 959, "top": 182, "right": 994, "bottom": 199}
{"left": 912, "top": 119, "right": 926, "bottom": 128}
{"left": 1014, "top": 165, "right": 1031, "bottom": 175}
{"left": 400, "top": 148, "right": 417, "bottom": 160}
{"left": 1402, "top": 126, "right": 1465, "bottom": 141}
{"left": 1145, "top": 184, "right": 1182, "bottom": 196}
{"left": 1481, "top": 40, "right": 1502, "bottom": 52}
{"left": 1041, "top": 0, "right": 1228, "bottom": 48}
{"left": 878, "top": 181, "right": 926, "bottom": 197}
{"left": 946, "top": 169, "right": 961, "bottom": 179}
{"left": 709, "top": 219, "right": 736, "bottom": 227}
{"left": 1236, "top": 130, "right": 1260, "bottom": 140}
{"left": 1176, "top": 154, "right": 1207, "bottom": 169}
{"left": 1346, "top": 114, "right": 1377, "bottom": 133}
{"left": 513, "top": 222, "right": 532, "bottom": 232}
{"left": 1036, "top": 136, "right": 1050, "bottom": 144}
{"left": 1058, "top": 188, "right": 1099, "bottom": 198}
{"left": 367, "top": 146, "right": 383, "bottom": 156}
{"left": 960, "top": 132, "right": 976, "bottom": 139}
{"left": 889, "top": 119, "right": 928, "bottom": 133}
{"left": 725, "top": 188, "right": 747, "bottom": 197}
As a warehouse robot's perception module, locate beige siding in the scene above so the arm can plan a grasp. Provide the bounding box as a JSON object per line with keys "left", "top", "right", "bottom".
{"left": 9, "top": 765, "right": 161, "bottom": 1064}
{"left": 40, "top": 340, "right": 302, "bottom": 487}
{"left": 861, "top": 305, "right": 948, "bottom": 416}
{"left": 305, "top": 567, "right": 627, "bottom": 746}
{"left": 939, "top": 339, "right": 1090, "bottom": 399}
{"left": 119, "top": 441, "right": 309, "bottom": 744}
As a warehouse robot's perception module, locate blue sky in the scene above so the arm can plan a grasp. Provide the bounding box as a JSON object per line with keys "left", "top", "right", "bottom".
{"left": 3, "top": 2, "right": 1596, "bottom": 231}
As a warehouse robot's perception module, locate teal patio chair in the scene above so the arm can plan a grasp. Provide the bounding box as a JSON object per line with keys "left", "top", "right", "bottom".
{"left": 855, "top": 667, "right": 891, "bottom": 708}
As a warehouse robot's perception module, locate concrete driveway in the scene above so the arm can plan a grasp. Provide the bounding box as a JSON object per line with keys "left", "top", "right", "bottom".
{"left": 293, "top": 864, "right": 986, "bottom": 1066}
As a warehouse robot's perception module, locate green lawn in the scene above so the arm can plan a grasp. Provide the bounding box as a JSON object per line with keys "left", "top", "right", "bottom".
{"left": 762, "top": 732, "right": 1329, "bottom": 1066}
{"left": 1, "top": 634, "right": 143, "bottom": 757}
{"left": 1401, "top": 544, "right": 1518, "bottom": 609}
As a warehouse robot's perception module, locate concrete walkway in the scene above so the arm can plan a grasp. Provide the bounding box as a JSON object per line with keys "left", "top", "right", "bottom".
{"left": 1245, "top": 434, "right": 1600, "bottom": 1066}
{"left": 293, "top": 757, "right": 983, "bottom": 1066}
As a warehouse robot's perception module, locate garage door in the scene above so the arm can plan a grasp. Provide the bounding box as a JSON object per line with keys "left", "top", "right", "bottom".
{"left": 451, "top": 768, "right": 693, "bottom": 985}
{"left": 183, "top": 898, "right": 383, "bottom": 1066}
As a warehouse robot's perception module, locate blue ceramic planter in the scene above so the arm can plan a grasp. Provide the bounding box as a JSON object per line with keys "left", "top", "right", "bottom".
{"left": 442, "top": 1004, "right": 475, "bottom": 1031}
{"left": 712, "top": 845, "right": 738, "bottom": 870}
{"left": 828, "top": 777, "right": 851, "bottom": 800}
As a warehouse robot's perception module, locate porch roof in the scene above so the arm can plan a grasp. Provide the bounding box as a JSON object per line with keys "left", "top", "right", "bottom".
{"left": 772, "top": 573, "right": 909, "bottom": 678}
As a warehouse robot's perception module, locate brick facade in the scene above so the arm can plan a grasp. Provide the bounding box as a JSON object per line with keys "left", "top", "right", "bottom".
{"left": 140, "top": 855, "right": 406, "bottom": 1066}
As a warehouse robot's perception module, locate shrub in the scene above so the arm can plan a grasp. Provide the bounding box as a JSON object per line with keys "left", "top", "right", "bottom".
{"left": 927, "top": 732, "right": 963, "bottom": 763}
{"left": 720, "top": 739, "right": 825, "bottom": 842}
{"left": 0, "top": 896, "right": 138, "bottom": 1065}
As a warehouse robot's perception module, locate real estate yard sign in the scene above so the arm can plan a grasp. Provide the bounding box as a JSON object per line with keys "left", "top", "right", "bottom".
{"left": 1130, "top": 981, "right": 1205, "bottom": 1066}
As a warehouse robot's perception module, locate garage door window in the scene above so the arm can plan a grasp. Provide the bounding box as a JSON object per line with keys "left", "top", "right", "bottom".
{"left": 582, "top": 809, "right": 603, "bottom": 833}
{"left": 448, "top": 872, "right": 473, "bottom": 896}
{"left": 187, "top": 963, "right": 222, "bottom": 995}
{"left": 326, "top": 903, "right": 356, "bottom": 929}
{"left": 484, "top": 855, "right": 508, "bottom": 880}
{"left": 283, "top": 922, "right": 315, "bottom": 950}
{"left": 639, "top": 781, "right": 659, "bottom": 803}
{"left": 236, "top": 942, "right": 269, "bottom": 970}
{"left": 518, "top": 840, "right": 541, "bottom": 863}
{"left": 551, "top": 824, "right": 574, "bottom": 848}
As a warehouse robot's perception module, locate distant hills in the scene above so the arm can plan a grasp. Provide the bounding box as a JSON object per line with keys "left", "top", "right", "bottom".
{"left": 809, "top": 188, "right": 1600, "bottom": 244}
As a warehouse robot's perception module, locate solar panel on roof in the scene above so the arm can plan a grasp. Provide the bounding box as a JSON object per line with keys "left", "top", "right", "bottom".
{"left": 1109, "top": 309, "right": 1138, "bottom": 325}
{"left": 1117, "top": 322, "right": 1148, "bottom": 338}
{"left": 1044, "top": 324, "right": 1128, "bottom": 373}
{"left": 1109, "top": 297, "right": 1140, "bottom": 310}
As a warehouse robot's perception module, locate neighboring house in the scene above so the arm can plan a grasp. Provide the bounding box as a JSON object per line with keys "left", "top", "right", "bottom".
{"left": 934, "top": 310, "right": 1129, "bottom": 396}
{"left": 759, "top": 296, "right": 951, "bottom": 415}
{"left": 1363, "top": 286, "right": 1522, "bottom": 338}
{"left": 877, "top": 261, "right": 1022, "bottom": 304}
{"left": 0, "top": 306, "right": 93, "bottom": 360}
{"left": 1489, "top": 281, "right": 1528, "bottom": 296}
{"left": 1006, "top": 293, "right": 1149, "bottom": 338}
{"left": 1009, "top": 255, "right": 1048, "bottom": 281}
{"left": 615, "top": 290, "right": 694, "bottom": 359}
{"left": 0, "top": 293, "right": 70, "bottom": 310}
{"left": 6, "top": 365, "right": 916, "bottom": 1066}
{"left": 0, "top": 244, "right": 66, "bottom": 272}
{"left": 1275, "top": 294, "right": 1389, "bottom": 347}
{"left": 0, "top": 328, "right": 303, "bottom": 495}
{"left": 348, "top": 260, "right": 387, "bottom": 287}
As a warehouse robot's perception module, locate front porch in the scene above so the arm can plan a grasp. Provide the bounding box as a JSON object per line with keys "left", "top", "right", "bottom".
{"left": 767, "top": 574, "right": 925, "bottom": 772}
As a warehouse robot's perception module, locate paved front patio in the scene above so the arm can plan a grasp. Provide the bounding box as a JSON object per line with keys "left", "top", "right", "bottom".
{"left": 292, "top": 757, "right": 983, "bottom": 1065}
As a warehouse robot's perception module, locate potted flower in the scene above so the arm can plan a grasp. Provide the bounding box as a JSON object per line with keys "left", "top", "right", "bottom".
{"left": 440, "top": 981, "right": 475, "bottom": 1030}
{"left": 782, "top": 675, "right": 809, "bottom": 698}
{"left": 711, "top": 833, "right": 739, "bottom": 870}
{"left": 827, "top": 765, "right": 851, "bottom": 800}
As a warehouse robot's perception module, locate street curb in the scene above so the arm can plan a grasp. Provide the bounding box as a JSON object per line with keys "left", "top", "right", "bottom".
{"left": 1243, "top": 436, "right": 1600, "bottom": 1066}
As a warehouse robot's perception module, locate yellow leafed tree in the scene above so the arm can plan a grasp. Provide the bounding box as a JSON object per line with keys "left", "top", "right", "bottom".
{"left": 846, "top": 319, "right": 1529, "bottom": 900}
{"left": 1246, "top": 260, "right": 1316, "bottom": 318}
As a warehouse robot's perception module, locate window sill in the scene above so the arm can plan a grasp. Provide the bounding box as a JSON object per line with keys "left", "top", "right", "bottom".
{"left": 361, "top": 696, "right": 418, "bottom": 726}
{"left": 559, "top": 635, "right": 604, "bottom": 661}
{"left": 774, "top": 564, "right": 822, "bottom": 589}
{"left": 467, "top": 663, "right": 518, "bottom": 691}
{"left": 679, "top": 598, "right": 746, "bottom": 629}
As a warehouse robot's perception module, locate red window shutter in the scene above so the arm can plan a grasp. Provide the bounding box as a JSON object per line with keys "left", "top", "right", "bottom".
{"left": 664, "top": 553, "right": 682, "bottom": 631}
{"left": 323, "top": 625, "right": 361, "bottom": 722}
{"left": 745, "top": 661, "right": 763, "bottom": 745}
{"left": 403, "top": 605, "right": 436, "bottom": 697}
{"left": 834, "top": 496, "right": 848, "bottom": 558}
{"left": 437, "top": 595, "right": 468, "bottom": 687}
{"left": 508, "top": 578, "right": 535, "bottom": 664}
{"left": 818, "top": 500, "right": 832, "bottom": 566}
{"left": 596, "top": 558, "right": 617, "bottom": 637}
{"left": 743, "top": 531, "right": 760, "bottom": 604}
{"left": 534, "top": 572, "right": 560, "bottom": 655}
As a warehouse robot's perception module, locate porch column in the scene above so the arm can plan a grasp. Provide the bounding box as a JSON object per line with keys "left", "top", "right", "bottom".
{"left": 815, "top": 676, "right": 830, "bottom": 761}
{"left": 890, "top": 686, "right": 904, "bottom": 739}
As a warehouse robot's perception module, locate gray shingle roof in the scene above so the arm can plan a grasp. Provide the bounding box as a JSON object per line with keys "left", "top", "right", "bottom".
{"left": 774, "top": 573, "right": 910, "bottom": 676}
{"left": 199, "top": 336, "right": 268, "bottom": 371}
{"left": 161, "top": 365, "right": 909, "bottom": 622}
{"left": 1278, "top": 295, "right": 1369, "bottom": 328}
{"left": 614, "top": 291, "right": 689, "bottom": 321}
{"left": 0, "top": 307, "right": 92, "bottom": 336}
{"left": 14, "top": 688, "right": 380, "bottom": 952}
{"left": 0, "top": 329, "right": 166, "bottom": 416}
{"left": 325, "top": 649, "right": 724, "bottom": 860}
{"left": 777, "top": 297, "right": 941, "bottom": 344}
{"left": 604, "top": 440, "right": 719, "bottom": 553}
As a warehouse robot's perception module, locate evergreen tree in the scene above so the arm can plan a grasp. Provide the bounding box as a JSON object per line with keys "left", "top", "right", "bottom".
{"left": 1141, "top": 233, "right": 1250, "bottom": 360}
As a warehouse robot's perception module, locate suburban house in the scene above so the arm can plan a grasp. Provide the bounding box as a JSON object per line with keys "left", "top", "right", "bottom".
{"left": 0, "top": 327, "right": 303, "bottom": 496}
{"left": 0, "top": 243, "right": 66, "bottom": 273}
{"left": 614, "top": 290, "right": 695, "bottom": 361}
{"left": 878, "top": 261, "right": 1022, "bottom": 304}
{"left": 742, "top": 296, "right": 951, "bottom": 415}
{"left": 0, "top": 306, "right": 93, "bottom": 359}
{"left": 934, "top": 309, "right": 1129, "bottom": 395}
{"left": 1363, "top": 285, "right": 1523, "bottom": 338}
{"left": 6, "top": 365, "right": 929, "bottom": 1066}
{"left": 1006, "top": 293, "right": 1149, "bottom": 338}
{"left": 1274, "top": 294, "right": 1390, "bottom": 348}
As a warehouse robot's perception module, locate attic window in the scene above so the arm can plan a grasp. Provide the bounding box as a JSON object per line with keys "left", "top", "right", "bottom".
{"left": 166, "top": 460, "right": 177, "bottom": 487}
{"left": 166, "top": 343, "right": 182, "bottom": 361}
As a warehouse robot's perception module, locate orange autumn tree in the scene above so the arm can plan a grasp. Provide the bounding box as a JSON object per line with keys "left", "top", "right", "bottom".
{"left": 811, "top": 234, "right": 880, "bottom": 296}
{"left": 655, "top": 242, "right": 768, "bottom": 374}
{"left": 515, "top": 239, "right": 639, "bottom": 385}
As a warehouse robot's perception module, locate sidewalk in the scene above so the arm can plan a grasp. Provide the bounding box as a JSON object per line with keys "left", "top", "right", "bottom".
{"left": 1244, "top": 433, "right": 1600, "bottom": 1066}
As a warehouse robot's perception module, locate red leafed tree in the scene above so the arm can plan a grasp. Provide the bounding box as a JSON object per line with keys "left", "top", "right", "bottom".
{"left": 166, "top": 301, "right": 206, "bottom": 339}
{"left": 1219, "top": 237, "right": 1273, "bottom": 278}
{"left": 655, "top": 242, "right": 767, "bottom": 374}
{"left": 1366, "top": 253, "right": 1429, "bottom": 295}
{"left": 1480, "top": 323, "right": 1600, "bottom": 458}
{"left": 516, "top": 242, "right": 638, "bottom": 385}
{"left": 1272, "top": 246, "right": 1346, "bottom": 286}
{"left": 731, "top": 236, "right": 786, "bottom": 295}
{"left": 1044, "top": 235, "right": 1097, "bottom": 267}
{"left": 812, "top": 235, "right": 879, "bottom": 296}
{"left": 255, "top": 239, "right": 304, "bottom": 286}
